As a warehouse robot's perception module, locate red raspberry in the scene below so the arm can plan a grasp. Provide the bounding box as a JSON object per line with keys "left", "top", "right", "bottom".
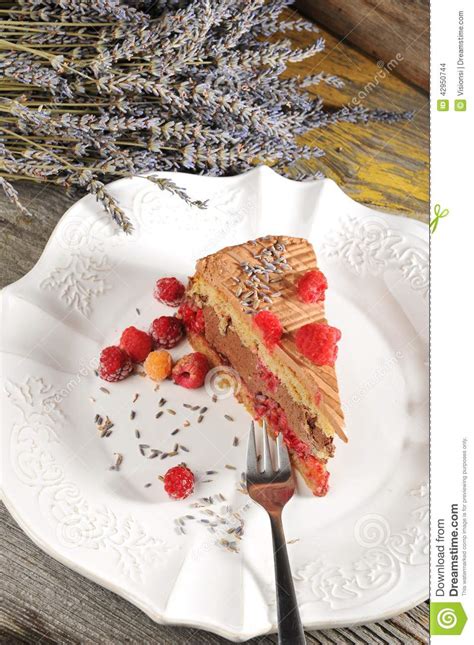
{"left": 150, "top": 316, "right": 184, "bottom": 349}
{"left": 154, "top": 277, "right": 185, "bottom": 307}
{"left": 254, "top": 310, "right": 282, "bottom": 349}
{"left": 172, "top": 352, "right": 210, "bottom": 389}
{"left": 297, "top": 269, "right": 328, "bottom": 304}
{"left": 178, "top": 300, "right": 205, "bottom": 335}
{"left": 98, "top": 346, "right": 133, "bottom": 382}
{"left": 295, "top": 322, "right": 341, "bottom": 367}
{"left": 163, "top": 464, "right": 195, "bottom": 500}
{"left": 120, "top": 326, "right": 152, "bottom": 363}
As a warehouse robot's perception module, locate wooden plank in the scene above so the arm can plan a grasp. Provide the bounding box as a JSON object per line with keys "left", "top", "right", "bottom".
{"left": 295, "top": 0, "right": 429, "bottom": 90}
{"left": 0, "top": 182, "right": 78, "bottom": 289}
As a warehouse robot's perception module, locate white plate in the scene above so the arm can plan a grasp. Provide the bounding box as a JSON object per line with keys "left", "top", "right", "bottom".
{"left": 0, "top": 167, "right": 428, "bottom": 641}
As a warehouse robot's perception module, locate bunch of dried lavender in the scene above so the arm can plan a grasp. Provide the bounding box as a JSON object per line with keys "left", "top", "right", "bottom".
{"left": 0, "top": 0, "right": 411, "bottom": 232}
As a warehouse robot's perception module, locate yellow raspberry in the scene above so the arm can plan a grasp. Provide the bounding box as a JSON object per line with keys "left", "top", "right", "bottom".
{"left": 144, "top": 350, "right": 172, "bottom": 381}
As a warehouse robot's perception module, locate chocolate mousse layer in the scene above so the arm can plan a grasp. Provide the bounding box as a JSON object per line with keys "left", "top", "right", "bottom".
{"left": 202, "top": 306, "right": 334, "bottom": 460}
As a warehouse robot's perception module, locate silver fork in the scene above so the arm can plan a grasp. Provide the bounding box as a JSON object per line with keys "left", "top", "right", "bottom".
{"left": 247, "top": 421, "right": 306, "bottom": 645}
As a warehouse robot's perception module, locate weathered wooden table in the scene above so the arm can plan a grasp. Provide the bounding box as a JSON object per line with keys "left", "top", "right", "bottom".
{"left": 1, "top": 13, "right": 429, "bottom": 645}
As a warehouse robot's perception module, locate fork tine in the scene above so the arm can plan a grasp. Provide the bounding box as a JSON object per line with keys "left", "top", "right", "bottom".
{"left": 261, "top": 420, "right": 273, "bottom": 473}
{"left": 246, "top": 421, "right": 258, "bottom": 477}
{"left": 277, "top": 433, "right": 291, "bottom": 474}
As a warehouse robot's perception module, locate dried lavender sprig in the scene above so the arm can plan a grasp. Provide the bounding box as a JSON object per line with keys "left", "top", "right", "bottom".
{"left": 301, "top": 72, "right": 345, "bottom": 89}
{"left": 0, "top": 51, "right": 74, "bottom": 98}
{"left": 0, "top": 176, "right": 33, "bottom": 217}
{"left": 0, "top": 0, "right": 411, "bottom": 230}
{"left": 14, "top": 0, "right": 148, "bottom": 24}
{"left": 87, "top": 177, "right": 133, "bottom": 233}
{"left": 146, "top": 176, "right": 208, "bottom": 209}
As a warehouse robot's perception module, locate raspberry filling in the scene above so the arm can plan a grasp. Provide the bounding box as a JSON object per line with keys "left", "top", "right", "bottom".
{"left": 253, "top": 392, "right": 329, "bottom": 495}
{"left": 254, "top": 393, "right": 311, "bottom": 459}
{"left": 178, "top": 299, "right": 205, "bottom": 335}
{"left": 256, "top": 359, "right": 280, "bottom": 394}
{"left": 300, "top": 455, "right": 329, "bottom": 497}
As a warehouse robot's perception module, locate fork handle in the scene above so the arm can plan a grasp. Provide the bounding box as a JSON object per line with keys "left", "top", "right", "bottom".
{"left": 269, "top": 513, "right": 306, "bottom": 645}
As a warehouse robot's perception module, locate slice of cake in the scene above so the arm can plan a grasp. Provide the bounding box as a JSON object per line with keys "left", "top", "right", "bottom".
{"left": 179, "top": 236, "right": 346, "bottom": 496}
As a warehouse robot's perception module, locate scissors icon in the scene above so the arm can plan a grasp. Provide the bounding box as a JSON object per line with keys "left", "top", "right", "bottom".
{"left": 430, "top": 203, "right": 449, "bottom": 234}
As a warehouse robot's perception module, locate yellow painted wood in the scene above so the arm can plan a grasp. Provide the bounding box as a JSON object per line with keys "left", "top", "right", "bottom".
{"left": 278, "top": 10, "right": 429, "bottom": 222}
